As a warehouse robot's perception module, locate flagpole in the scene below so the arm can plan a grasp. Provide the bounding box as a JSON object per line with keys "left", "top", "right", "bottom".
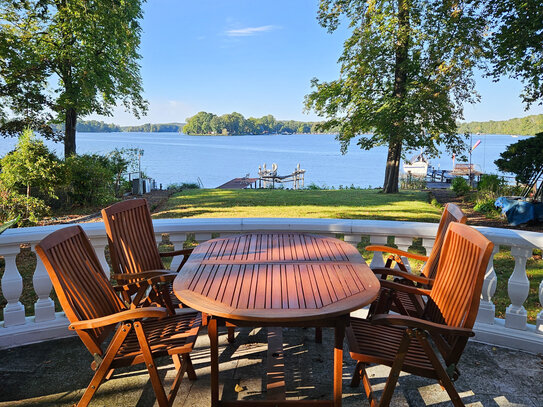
{"left": 469, "top": 134, "right": 472, "bottom": 188}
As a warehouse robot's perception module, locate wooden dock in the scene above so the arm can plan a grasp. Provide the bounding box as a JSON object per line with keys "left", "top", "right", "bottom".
{"left": 217, "top": 177, "right": 259, "bottom": 189}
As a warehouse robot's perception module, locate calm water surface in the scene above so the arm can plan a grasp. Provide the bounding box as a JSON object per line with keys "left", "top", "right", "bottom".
{"left": 0, "top": 132, "right": 528, "bottom": 188}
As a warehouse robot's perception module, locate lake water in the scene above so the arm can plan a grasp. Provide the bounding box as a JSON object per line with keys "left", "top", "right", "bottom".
{"left": 0, "top": 132, "right": 529, "bottom": 188}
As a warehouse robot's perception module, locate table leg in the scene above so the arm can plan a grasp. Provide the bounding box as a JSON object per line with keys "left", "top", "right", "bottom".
{"left": 209, "top": 318, "right": 219, "bottom": 407}
{"left": 333, "top": 323, "right": 345, "bottom": 407}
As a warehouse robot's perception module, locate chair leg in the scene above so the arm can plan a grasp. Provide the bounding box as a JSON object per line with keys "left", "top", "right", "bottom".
{"left": 184, "top": 354, "right": 197, "bottom": 380}
{"left": 78, "top": 323, "right": 131, "bottom": 407}
{"left": 168, "top": 354, "right": 189, "bottom": 403}
{"left": 415, "top": 331, "right": 465, "bottom": 407}
{"left": 378, "top": 330, "right": 413, "bottom": 407}
{"left": 134, "top": 321, "right": 169, "bottom": 407}
{"left": 350, "top": 361, "right": 365, "bottom": 388}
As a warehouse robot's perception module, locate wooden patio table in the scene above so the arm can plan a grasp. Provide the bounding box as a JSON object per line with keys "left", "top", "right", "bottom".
{"left": 173, "top": 232, "right": 380, "bottom": 407}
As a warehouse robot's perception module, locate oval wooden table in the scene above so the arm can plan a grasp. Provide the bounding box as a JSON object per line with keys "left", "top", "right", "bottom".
{"left": 173, "top": 232, "right": 380, "bottom": 407}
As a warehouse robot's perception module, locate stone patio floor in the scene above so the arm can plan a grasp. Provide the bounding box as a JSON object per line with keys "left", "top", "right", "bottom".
{"left": 0, "top": 324, "right": 541, "bottom": 407}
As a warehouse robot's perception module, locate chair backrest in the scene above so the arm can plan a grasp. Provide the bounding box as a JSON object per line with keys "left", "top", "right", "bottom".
{"left": 102, "top": 199, "right": 164, "bottom": 277}
{"left": 422, "top": 203, "right": 467, "bottom": 279}
{"left": 423, "top": 222, "right": 493, "bottom": 364}
{"left": 36, "top": 225, "right": 125, "bottom": 356}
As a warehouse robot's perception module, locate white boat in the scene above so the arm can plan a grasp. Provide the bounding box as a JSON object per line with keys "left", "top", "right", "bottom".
{"left": 403, "top": 153, "right": 432, "bottom": 177}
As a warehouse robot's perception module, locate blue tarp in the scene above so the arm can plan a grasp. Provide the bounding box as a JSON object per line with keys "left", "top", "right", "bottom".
{"left": 495, "top": 197, "right": 543, "bottom": 226}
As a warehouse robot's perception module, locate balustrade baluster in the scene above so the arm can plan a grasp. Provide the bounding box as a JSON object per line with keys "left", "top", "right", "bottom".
{"left": 89, "top": 237, "right": 110, "bottom": 276}
{"left": 368, "top": 236, "right": 387, "bottom": 269}
{"left": 194, "top": 232, "right": 213, "bottom": 243}
{"left": 0, "top": 245, "right": 25, "bottom": 327}
{"left": 343, "top": 234, "right": 361, "bottom": 248}
{"left": 394, "top": 237, "right": 413, "bottom": 272}
{"left": 477, "top": 246, "right": 499, "bottom": 325}
{"left": 505, "top": 246, "right": 531, "bottom": 330}
{"left": 31, "top": 246, "right": 56, "bottom": 322}
{"left": 169, "top": 233, "right": 188, "bottom": 272}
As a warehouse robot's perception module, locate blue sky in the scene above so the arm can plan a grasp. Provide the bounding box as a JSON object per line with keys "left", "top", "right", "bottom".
{"left": 90, "top": 0, "right": 543, "bottom": 126}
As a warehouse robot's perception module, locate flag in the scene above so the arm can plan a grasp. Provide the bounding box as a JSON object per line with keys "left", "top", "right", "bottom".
{"left": 452, "top": 153, "right": 455, "bottom": 167}
{"left": 472, "top": 139, "right": 481, "bottom": 151}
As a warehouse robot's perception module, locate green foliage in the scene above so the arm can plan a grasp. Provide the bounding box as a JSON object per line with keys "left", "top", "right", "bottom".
{"left": 494, "top": 133, "right": 543, "bottom": 184}
{"left": 167, "top": 182, "right": 201, "bottom": 192}
{"left": 63, "top": 154, "right": 116, "bottom": 206}
{"left": 480, "top": 0, "right": 543, "bottom": 107}
{"left": 457, "top": 114, "right": 543, "bottom": 135}
{"left": 305, "top": 0, "right": 484, "bottom": 193}
{"left": 183, "top": 111, "right": 327, "bottom": 136}
{"left": 473, "top": 198, "right": 499, "bottom": 214}
{"left": 0, "top": 215, "right": 19, "bottom": 234}
{"left": 0, "top": 129, "right": 63, "bottom": 198}
{"left": 400, "top": 175, "right": 427, "bottom": 190}
{"left": 0, "top": 0, "right": 148, "bottom": 155}
{"left": 121, "top": 123, "right": 184, "bottom": 133}
{"left": 0, "top": 180, "right": 50, "bottom": 225}
{"left": 451, "top": 177, "right": 471, "bottom": 196}
{"left": 50, "top": 120, "right": 122, "bottom": 133}
{"left": 477, "top": 174, "right": 507, "bottom": 194}
{"left": 305, "top": 183, "right": 327, "bottom": 190}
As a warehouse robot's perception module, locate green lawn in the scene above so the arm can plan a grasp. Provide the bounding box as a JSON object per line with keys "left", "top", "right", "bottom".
{"left": 154, "top": 188, "right": 443, "bottom": 222}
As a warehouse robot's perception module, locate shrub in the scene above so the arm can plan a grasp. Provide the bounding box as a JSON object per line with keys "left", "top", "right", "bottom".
{"left": 63, "top": 154, "right": 116, "bottom": 206}
{"left": 451, "top": 177, "right": 470, "bottom": 196}
{"left": 400, "top": 175, "right": 427, "bottom": 190}
{"left": 478, "top": 174, "right": 506, "bottom": 194}
{"left": 0, "top": 181, "right": 50, "bottom": 225}
{"left": 306, "top": 183, "right": 326, "bottom": 190}
{"left": 167, "top": 182, "right": 200, "bottom": 192}
{"left": 474, "top": 198, "right": 499, "bottom": 214}
{"left": 0, "top": 129, "right": 63, "bottom": 199}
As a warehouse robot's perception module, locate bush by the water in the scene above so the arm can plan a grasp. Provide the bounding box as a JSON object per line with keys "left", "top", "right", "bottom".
{"left": 0, "top": 130, "right": 140, "bottom": 223}
{"left": 473, "top": 198, "right": 499, "bottom": 214}
{"left": 451, "top": 177, "right": 471, "bottom": 196}
{"left": 167, "top": 182, "right": 201, "bottom": 192}
{"left": 400, "top": 175, "right": 427, "bottom": 190}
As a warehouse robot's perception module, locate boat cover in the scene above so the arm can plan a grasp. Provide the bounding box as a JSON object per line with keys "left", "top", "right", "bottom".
{"left": 495, "top": 197, "right": 543, "bottom": 226}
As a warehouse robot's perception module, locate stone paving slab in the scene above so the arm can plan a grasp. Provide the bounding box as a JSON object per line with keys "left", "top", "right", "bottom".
{"left": 0, "top": 326, "right": 541, "bottom": 407}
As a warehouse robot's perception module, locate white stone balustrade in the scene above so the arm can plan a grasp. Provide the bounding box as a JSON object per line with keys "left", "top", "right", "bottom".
{"left": 1, "top": 218, "right": 542, "bottom": 353}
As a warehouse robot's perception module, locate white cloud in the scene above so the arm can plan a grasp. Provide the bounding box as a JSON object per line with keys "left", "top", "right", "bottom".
{"left": 225, "top": 25, "right": 279, "bottom": 37}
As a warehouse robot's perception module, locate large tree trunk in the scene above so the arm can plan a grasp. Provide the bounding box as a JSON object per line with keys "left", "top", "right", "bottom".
{"left": 383, "top": 0, "right": 410, "bottom": 193}
{"left": 383, "top": 141, "right": 402, "bottom": 193}
{"left": 64, "top": 108, "right": 77, "bottom": 157}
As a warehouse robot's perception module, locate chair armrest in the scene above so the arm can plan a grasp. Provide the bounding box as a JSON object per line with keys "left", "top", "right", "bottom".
{"left": 372, "top": 268, "right": 433, "bottom": 286}
{"left": 69, "top": 307, "right": 168, "bottom": 330}
{"left": 380, "top": 280, "right": 432, "bottom": 296}
{"left": 159, "top": 248, "right": 194, "bottom": 258}
{"left": 365, "top": 245, "right": 429, "bottom": 262}
{"left": 112, "top": 270, "right": 176, "bottom": 282}
{"left": 371, "top": 314, "right": 475, "bottom": 337}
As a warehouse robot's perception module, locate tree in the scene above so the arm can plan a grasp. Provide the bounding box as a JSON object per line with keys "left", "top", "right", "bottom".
{"left": 305, "top": 0, "right": 485, "bottom": 193}
{"left": 494, "top": 132, "right": 543, "bottom": 184}
{"left": 0, "top": 128, "right": 62, "bottom": 198}
{"left": 0, "top": 0, "right": 148, "bottom": 157}
{"left": 479, "top": 0, "right": 543, "bottom": 107}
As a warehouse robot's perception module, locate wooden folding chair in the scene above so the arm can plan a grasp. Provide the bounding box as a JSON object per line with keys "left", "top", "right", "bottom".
{"left": 36, "top": 225, "right": 201, "bottom": 407}
{"left": 366, "top": 203, "right": 467, "bottom": 316}
{"left": 102, "top": 199, "right": 235, "bottom": 341}
{"left": 347, "top": 222, "right": 494, "bottom": 407}
{"left": 102, "top": 199, "right": 192, "bottom": 309}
